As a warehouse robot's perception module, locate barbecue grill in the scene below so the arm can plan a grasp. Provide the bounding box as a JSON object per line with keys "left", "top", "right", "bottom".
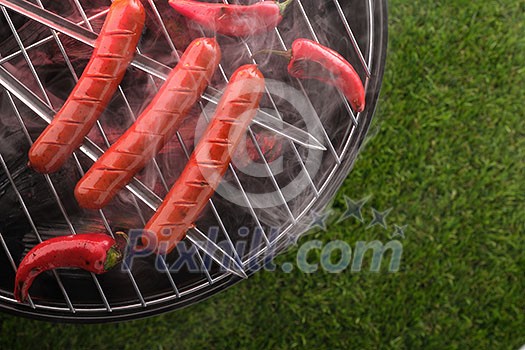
{"left": 0, "top": 0, "right": 388, "bottom": 322}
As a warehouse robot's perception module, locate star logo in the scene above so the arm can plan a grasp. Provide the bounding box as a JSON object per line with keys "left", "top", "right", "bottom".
{"left": 338, "top": 195, "right": 371, "bottom": 223}
{"left": 309, "top": 209, "right": 332, "bottom": 231}
{"left": 391, "top": 224, "right": 408, "bottom": 239}
{"left": 367, "top": 207, "right": 393, "bottom": 230}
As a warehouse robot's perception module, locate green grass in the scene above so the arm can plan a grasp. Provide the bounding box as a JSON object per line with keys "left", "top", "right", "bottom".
{"left": 1, "top": 0, "right": 524, "bottom": 348}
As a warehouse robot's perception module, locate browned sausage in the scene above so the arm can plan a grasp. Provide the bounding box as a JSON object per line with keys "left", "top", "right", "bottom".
{"left": 28, "top": 0, "right": 146, "bottom": 173}
{"left": 74, "top": 38, "right": 221, "bottom": 209}
{"left": 143, "top": 64, "right": 265, "bottom": 254}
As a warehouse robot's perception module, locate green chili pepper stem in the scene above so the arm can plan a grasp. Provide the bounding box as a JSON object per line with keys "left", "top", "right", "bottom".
{"left": 251, "top": 48, "right": 293, "bottom": 61}
{"left": 103, "top": 245, "right": 123, "bottom": 271}
{"left": 115, "top": 231, "right": 129, "bottom": 253}
{"left": 278, "top": 0, "right": 294, "bottom": 16}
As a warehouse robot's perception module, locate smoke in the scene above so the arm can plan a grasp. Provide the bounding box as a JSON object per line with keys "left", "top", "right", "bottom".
{"left": 0, "top": 0, "right": 372, "bottom": 300}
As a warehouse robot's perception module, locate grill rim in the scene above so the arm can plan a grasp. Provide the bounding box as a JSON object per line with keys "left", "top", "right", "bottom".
{"left": 0, "top": 0, "right": 388, "bottom": 322}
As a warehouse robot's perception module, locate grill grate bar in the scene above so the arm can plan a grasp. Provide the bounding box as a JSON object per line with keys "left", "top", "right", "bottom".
{"left": 126, "top": 195, "right": 153, "bottom": 307}
{"left": 194, "top": 248, "right": 213, "bottom": 285}
{"left": 332, "top": 0, "right": 372, "bottom": 77}
{"left": 157, "top": 257, "right": 180, "bottom": 298}
{"left": 145, "top": 0, "right": 177, "bottom": 53}
{"left": 0, "top": 9, "right": 109, "bottom": 66}
{"left": 0, "top": 232, "right": 37, "bottom": 309}
{"left": 32, "top": 0, "right": 77, "bottom": 89}
{"left": 261, "top": 69, "right": 320, "bottom": 195}
{"left": 70, "top": 0, "right": 93, "bottom": 31}
{"left": 130, "top": 189, "right": 183, "bottom": 301}
{"left": 1, "top": 6, "right": 52, "bottom": 107}
{"left": 0, "top": 214, "right": 40, "bottom": 311}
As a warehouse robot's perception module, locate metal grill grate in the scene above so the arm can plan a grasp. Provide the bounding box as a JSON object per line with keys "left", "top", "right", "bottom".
{"left": 0, "top": 0, "right": 387, "bottom": 322}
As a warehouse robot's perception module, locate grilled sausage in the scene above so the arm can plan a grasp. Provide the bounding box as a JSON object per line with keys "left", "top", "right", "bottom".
{"left": 28, "top": 0, "right": 146, "bottom": 173}
{"left": 74, "top": 38, "right": 221, "bottom": 209}
{"left": 143, "top": 64, "right": 265, "bottom": 254}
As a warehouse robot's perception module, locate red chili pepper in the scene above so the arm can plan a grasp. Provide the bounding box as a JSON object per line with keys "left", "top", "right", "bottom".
{"left": 255, "top": 38, "right": 366, "bottom": 112}
{"left": 14, "top": 233, "right": 127, "bottom": 303}
{"left": 168, "top": 0, "right": 294, "bottom": 37}
{"left": 143, "top": 64, "right": 265, "bottom": 254}
{"left": 28, "top": 0, "right": 146, "bottom": 174}
{"left": 74, "top": 37, "right": 221, "bottom": 210}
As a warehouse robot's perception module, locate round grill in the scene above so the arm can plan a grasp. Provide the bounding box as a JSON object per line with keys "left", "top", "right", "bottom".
{"left": 0, "top": 0, "right": 387, "bottom": 322}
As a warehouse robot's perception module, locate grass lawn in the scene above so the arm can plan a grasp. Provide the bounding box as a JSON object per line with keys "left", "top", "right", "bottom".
{"left": 1, "top": 0, "right": 524, "bottom": 348}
